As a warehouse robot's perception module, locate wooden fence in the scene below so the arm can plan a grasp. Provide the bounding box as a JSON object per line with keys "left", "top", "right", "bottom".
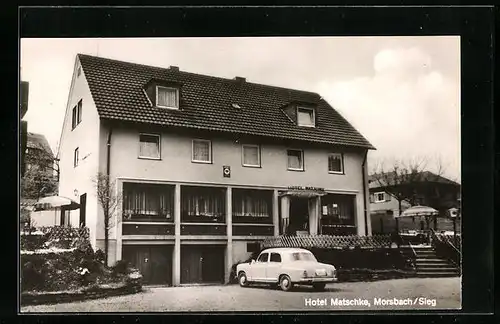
{"left": 261, "top": 234, "right": 393, "bottom": 250}
{"left": 21, "top": 226, "right": 90, "bottom": 250}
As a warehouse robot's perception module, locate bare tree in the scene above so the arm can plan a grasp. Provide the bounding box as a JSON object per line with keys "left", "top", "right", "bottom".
{"left": 370, "top": 156, "right": 447, "bottom": 219}
{"left": 93, "top": 172, "right": 122, "bottom": 266}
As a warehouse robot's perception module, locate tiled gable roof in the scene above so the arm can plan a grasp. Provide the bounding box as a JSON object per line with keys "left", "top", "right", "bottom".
{"left": 78, "top": 54, "right": 375, "bottom": 149}
{"left": 368, "top": 171, "right": 460, "bottom": 189}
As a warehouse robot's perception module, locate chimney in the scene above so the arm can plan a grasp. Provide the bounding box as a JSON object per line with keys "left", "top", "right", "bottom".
{"left": 170, "top": 66, "right": 179, "bottom": 72}
{"left": 234, "top": 76, "right": 246, "bottom": 83}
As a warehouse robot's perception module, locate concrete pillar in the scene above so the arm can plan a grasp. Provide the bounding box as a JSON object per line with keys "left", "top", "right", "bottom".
{"left": 280, "top": 196, "right": 290, "bottom": 235}
{"left": 173, "top": 184, "right": 181, "bottom": 286}
{"left": 115, "top": 179, "right": 123, "bottom": 262}
{"left": 225, "top": 187, "right": 233, "bottom": 283}
{"left": 317, "top": 196, "right": 322, "bottom": 235}
{"left": 273, "top": 190, "right": 279, "bottom": 236}
{"left": 356, "top": 193, "right": 366, "bottom": 237}
{"left": 308, "top": 197, "right": 318, "bottom": 235}
{"left": 363, "top": 158, "right": 372, "bottom": 236}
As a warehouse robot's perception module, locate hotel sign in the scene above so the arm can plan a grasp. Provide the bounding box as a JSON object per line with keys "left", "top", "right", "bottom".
{"left": 287, "top": 186, "right": 325, "bottom": 191}
{"left": 281, "top": 186, "right": 326, "bottom": 198}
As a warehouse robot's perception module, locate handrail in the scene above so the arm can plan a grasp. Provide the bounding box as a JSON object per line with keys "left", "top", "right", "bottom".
{"left": 407, "top": 241, "right": 417, "bottom": 260}
{"left": 430, "top": 229, "right": 461, "bottom": 268}
{"left": 398, "top": 234, "right": 417, "bottom": 271}
{"left": 431, "top": 229, "right": 461, "bottom": 255}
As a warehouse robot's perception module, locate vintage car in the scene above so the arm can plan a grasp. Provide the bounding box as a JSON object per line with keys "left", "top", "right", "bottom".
{"left": 236, "top": 247, "right": 337, "bottom": 291}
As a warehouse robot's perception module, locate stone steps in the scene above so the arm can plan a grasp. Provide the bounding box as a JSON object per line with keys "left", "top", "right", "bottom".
{"left": 401, "top": 246, "right": 460, "bottom": 278}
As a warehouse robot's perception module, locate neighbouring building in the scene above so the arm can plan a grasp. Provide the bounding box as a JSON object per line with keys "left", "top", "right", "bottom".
{"left": 57, "top": 54, "right": 375, "bottom": 286}
{"left": 25, "top": 132, "right": 57, "bottom": 179}
{"left": 21, "top": 132, "right": 63, "bottom": 227}
{"left": 368, "top": 171, "right": 461, "bottom": 234}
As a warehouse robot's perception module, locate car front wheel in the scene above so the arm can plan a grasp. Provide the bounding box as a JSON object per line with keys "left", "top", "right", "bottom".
{"left": 312, "top": 283, "right": 326, "bottom": 291}
{"left": 238, "top": 272, "right": 249, "bottom": 287}
{"left": 279, "top": 275, "right": 293, "bottom": 291}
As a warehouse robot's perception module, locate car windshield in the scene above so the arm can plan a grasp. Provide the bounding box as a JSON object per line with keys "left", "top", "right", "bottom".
{"left": 290, "top": 252, "right": 317, "bottom": 262}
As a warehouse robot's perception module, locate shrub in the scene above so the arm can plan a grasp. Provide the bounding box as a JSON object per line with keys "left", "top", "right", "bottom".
{"left": 112, "top": 260, "right": 130, "bottom": 276}
{"left": 229, "top": 251, "right": 260, "bottom": 284}
{"left": 94, "top": 249, "right": 105, "bottom": 263}
{"left": 21, "top": 234, "right": 47, "bottom": 251}
{"left": 309, "top": 247, "right": 408, "bottom": 270}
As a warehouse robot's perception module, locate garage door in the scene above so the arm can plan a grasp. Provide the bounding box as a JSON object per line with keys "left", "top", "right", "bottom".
{"left": 181, "top": 245, "right": 225, "bottom": 284}
{"left": 122, "top": 245, "right": 173, "bottom": 286}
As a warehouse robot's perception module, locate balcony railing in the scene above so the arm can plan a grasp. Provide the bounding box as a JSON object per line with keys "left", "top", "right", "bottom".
{"left": 122, "top": 223, "right": 175, "bottom": 236}
{"left": 181, "top": 213, "right": 225, "bottom": 223}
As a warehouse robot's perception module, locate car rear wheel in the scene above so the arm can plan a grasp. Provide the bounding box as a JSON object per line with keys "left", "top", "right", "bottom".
{"left": 312, "top": 283, "right": 326, "bottom": 291}
{"left": 238, "top": 272, "right": 249, "bottom": 287}
{"left": 279, "top": 275, "right": 293, "bottom": 291}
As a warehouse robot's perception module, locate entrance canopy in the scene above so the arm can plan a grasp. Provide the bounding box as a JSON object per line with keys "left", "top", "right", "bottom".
{"left": 279, "top": 186, "right": 328, "bottom": 198}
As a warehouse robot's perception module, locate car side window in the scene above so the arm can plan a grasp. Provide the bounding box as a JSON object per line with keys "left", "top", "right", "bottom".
{"left": 257, "top": 253, "right": 269, "bottom": 263}
{"left": 270, "top": 253, "right": 281, "bottom": 263}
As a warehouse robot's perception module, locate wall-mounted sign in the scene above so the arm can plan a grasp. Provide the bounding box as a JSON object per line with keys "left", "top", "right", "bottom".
{"left": 223, "top": 165, "right": 231, "bottom": 178}
{"left": 287, "top": 186, "right": 325, "bottom": 191}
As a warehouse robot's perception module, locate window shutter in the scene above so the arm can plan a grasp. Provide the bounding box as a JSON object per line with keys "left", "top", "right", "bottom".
{"left": 385, "top": 193, "right": 391, "bottom": 201}
{"left": 77, "top": 100, "right": 83, "bottom": 123}
{"left": 72, "top": 107, "right": 76, "bottom": 129}
{"left": 369, "top": 194, "right": 374, "bottom": 203}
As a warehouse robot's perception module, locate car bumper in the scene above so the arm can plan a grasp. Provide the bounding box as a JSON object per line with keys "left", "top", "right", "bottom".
{"left": 298, "top": 277, "right": 338, "bottom": 284}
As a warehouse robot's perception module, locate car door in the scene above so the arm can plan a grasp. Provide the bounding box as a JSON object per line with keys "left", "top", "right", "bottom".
{"left": 251, "top": 252, "right": 269, "bottom": 282}
{"left": 266, "top": 252, "right": 283, "bottom": 282}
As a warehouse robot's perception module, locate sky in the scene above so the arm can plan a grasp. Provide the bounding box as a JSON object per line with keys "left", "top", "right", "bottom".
{"left": 20, "top": 37, "right": 461, "bottom": 182}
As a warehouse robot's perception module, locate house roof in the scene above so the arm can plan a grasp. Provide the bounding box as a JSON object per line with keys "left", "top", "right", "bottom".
{"left": 78, "top": 54, "right": 375, "bottom": 149}
{"left": 368, "top": 171, "right": 460, "bottom": 189}
{"left": 27, "top": 132, "right": 54, "bottom": 159}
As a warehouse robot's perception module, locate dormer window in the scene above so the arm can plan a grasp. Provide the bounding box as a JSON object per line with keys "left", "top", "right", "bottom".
{"left": 156, "top": 86, "right": 179, "bottom": 109}
{"left": 297, "top": 107, "right": 315, "bottom": 127}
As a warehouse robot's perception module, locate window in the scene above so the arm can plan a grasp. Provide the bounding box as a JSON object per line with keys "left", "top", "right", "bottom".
{"left": 181, "top": 186, "right": 225, "bottom": 222}
{"left": 297, "top": 107, "right": 315, "bottom": 127}
{"left": 73, "top": 148, "right": 79, "bottom": 167}
{"left": 287, "top": 149, "right": 304, "bottom": 171}
{"left": 257, "top": 253, "right": 269, "bottom": 263}
{"left": 242, "top": 144, "right": 260, "bottom": 167}
{"left": 290, "top": 252, "right": 316, "bottom": 262}
{"left": 139, "top": 134, "right": 160, "bottom": 159}
{"left": 321, "top": 194, "right": 355, "bottom": 226}
{"left": 122, "top": 183, "right": 174, "bottom": 220}
{"left": 71, "top": 100, "right": 82, "bottom": 130}
{"left": 328, "top": 153, "right": 343, "bottom": 173}
{"left": 156, "top": 86, "right": 179, "bottom": 109}
{"left": 270, "top": 253, "right": 282, "bottom": 263}
{"left": 192, "top": 139, "right": 212, "bottom": 163}
{"left": 232, "top": 189, "right": 272, "bottom": 220}
{"left": 77, "top": 66, "right": 81, "bottom": 77}
{"left": 374, "top": 192, "right": 391, "bottom": 203}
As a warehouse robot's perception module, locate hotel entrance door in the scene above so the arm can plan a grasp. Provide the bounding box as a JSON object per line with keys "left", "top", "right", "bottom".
{"left": 288, "top": 197, "right": 309, "bottom": 235}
